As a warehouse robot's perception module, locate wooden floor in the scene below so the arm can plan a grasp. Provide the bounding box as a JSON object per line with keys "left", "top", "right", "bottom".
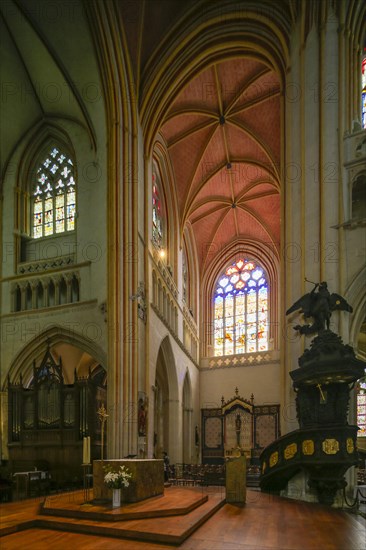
{"left": 41, "top": 487, "right": 210, "bottom": 521}
{"left": 1, "top": 487, "right": 365, "bottom": 550}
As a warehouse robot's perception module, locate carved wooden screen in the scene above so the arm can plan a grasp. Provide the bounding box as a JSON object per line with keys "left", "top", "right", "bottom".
{"left": 201, "top": 401, "right": 280, "bottom": 464}
{"left": 253, "top": 405, "right": 280, "bottom": 457}
{"left": 201, "top": 408, "right": 224, "bottom": 464}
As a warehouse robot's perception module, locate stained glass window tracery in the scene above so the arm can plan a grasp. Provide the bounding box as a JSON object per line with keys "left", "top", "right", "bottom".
{"left": 32, "top": 146, "right": 76, "bottom": 238}
{"left": 214, "top": 259, "right": 269, "bottom": 356}
{"left": 152, "top": 170, "right": 163, "bottom": 248}
{"left": 357, "top": 380, "right": 366, "bottom": 437}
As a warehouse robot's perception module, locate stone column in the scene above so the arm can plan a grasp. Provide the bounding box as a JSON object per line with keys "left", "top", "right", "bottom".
{"left": 53, "top": 276, "right": 61, "bottom": 305}
{"left": 183, "top": 406, "right": 193, "bottom": 463}
{"left": 168, "top": 398, "right": 182, "bottom": 464}
{"left": 10, "top": 284, "right": 17, "bottom": 312}
{"left": 65, "top": 273, "right": 73, "bottom": 303}
{"left": 283, "top": 9, "right": 343, "bottom": 434}
{"left": 20, "top": 282, "right": 27, "bottom": 311}
{"left": 31, "top": 280, "right": 38, "bottom": 309}
{"left": 43, "top": 278, "right": 50, "bottom": 307}
{"left": 320, "top": 8, "right": 340, "bottom": 329}
{"left": 0, "top": 391, "right": 9, "bottom": 461}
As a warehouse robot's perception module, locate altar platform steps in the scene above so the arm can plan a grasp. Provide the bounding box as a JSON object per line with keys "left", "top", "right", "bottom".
{"left": 41, "top": 487, "right": 210, "bottom": 521}
{"left": 1, "top": 487, "right": 226, "bottom": 545}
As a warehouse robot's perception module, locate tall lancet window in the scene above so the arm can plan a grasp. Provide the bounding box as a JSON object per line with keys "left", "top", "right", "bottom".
{"left": 32, "top": 146, "right": 76, "bottom": 238}
{"left": 152, "top": 168, "right": 163, "bottom": 249}
{"left": 182, "top": 247, "right": 188, "bottom": 304}
{"left": 214, "top": 259, "right": 269, "bottom": 356}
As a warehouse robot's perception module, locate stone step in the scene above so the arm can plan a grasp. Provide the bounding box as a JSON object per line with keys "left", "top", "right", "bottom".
{"left": 37, "top": 489, "right": 226, "bottom": 544}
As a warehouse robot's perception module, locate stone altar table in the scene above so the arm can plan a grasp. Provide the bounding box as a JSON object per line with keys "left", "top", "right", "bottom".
{"left": 93, "top": 459, "right": 164, "bottom": 503}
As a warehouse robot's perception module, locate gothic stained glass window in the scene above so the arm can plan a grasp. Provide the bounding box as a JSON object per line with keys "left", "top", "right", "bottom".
{"left": 152, "top": 170, "right": 163, "bottom": 248}
{"left": 182, "top": 248, "right": 187, "bottom": 303}
{"left": 357, "top": 380, "right": 366, "bottom": 436}
{"left": 214, "top": 259, "right": 269, "bottom": 356}
{"left": 32, "top": 146, "right": 76, "bottom": 238}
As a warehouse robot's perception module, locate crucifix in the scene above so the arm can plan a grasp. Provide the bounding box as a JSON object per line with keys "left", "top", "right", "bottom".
{"left": 97, "top": 404, "right": 109, "bottom": 461}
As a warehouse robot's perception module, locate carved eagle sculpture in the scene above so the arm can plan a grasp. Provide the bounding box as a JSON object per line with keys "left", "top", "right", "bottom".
{"left": 286, "top": 281, "right": 353, "bottom": 335}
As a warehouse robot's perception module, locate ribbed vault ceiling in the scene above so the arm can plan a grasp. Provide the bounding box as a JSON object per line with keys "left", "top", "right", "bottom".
{"left": 0, "top": 0, "right": 100, "bottom": 180}
{"left": 160, "top": 57, "right": 281, "bottom": 272}
{"left": 1, "top": 0, "right": 282, "bottom": 277}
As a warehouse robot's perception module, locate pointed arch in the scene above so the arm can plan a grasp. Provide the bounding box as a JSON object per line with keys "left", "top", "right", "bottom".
{"left": 13, "top": 124, "right": 77, "bottom": 239}
{"left": 152, "top": 136, "right": 180, "bottom": 277}
{"left": 4, "top": 325, "right": 107, "bottom": 390}
{"left": 152, "top": 336, "right": 179, "bottom": 459}
{"left": 346, "top": 266, "right": 366, "bottom": 348}
{"left": 201, "top": 239, "right": 279, "bottom": 356}
{"left": 182, "top": 222, "right": 199, "bottom": 321}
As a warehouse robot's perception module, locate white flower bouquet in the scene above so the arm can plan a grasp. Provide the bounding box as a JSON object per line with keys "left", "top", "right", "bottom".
{"left": 104, "top": 465, "right": 132, "bottom": 489}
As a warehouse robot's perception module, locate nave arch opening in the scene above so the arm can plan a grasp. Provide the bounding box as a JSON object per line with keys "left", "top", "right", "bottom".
{"left": 5, "top": 337, "right": 107, "bottom": 489}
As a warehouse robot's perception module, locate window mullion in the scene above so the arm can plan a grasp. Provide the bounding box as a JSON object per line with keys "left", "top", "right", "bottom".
{"left": 214, "top": 260, "right": 268, "bottom": 357}
{"left": 53, "top": 194, "right": 56, "bottom": 235}
{"left": 32, "top": 146, "right": 75, "bottom": 239}
{"left": 256, "top": 288, "right": 259, "bottom": 352}
{"left": 42, "top": 197, "right": 45, "bottom": 238}
{"left": 233, "top": 293, "right": 236, "bottom": 354}
{"left": 223, "top": 294, "right": 226, "bottom": 356}
{"left": 245, "top": 292, "right": 247, "bottom": 353}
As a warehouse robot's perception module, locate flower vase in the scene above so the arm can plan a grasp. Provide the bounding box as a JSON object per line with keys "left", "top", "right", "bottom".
{"left": 112, "top": 488, "right": 121, "bottom": 508}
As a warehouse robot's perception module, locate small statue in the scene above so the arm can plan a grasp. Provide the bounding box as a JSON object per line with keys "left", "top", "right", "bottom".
{"left": 286, "top": 280, "right": 352, "bottom": 335}
{"left": 138, "top": 398, "right": 147, "bottom": 436}
{"left": 195, "top": 425, "right": 199, "bottom": 446}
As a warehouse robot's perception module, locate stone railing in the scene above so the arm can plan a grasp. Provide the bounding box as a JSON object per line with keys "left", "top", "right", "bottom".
{"left": 17, "top": 254, "right": 75, "bottom": 275}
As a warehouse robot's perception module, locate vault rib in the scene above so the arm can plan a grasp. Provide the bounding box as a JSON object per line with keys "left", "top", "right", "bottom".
{"left": 226, "top": 119, "right": 279, "bottom": 180}
{"left": 167, "top": 119, "right": 218, "bottom": 149}
{"left": 225, "top": 67, "right": 271, "bottom": 116}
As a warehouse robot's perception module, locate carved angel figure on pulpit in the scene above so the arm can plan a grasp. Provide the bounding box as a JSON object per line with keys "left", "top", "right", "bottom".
{"left": 286, "top": 280, "right": 353, "bottom": 335}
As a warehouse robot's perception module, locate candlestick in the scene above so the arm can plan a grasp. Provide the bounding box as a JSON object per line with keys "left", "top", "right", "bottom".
{"left": 82, "top": 436, "right": 87, "bottom": 464}
{"left": 87, "top": 436, "right": 91, "bottom": 464}
{"left": 82, "top": 436, "right": 91, "bottom": 465}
